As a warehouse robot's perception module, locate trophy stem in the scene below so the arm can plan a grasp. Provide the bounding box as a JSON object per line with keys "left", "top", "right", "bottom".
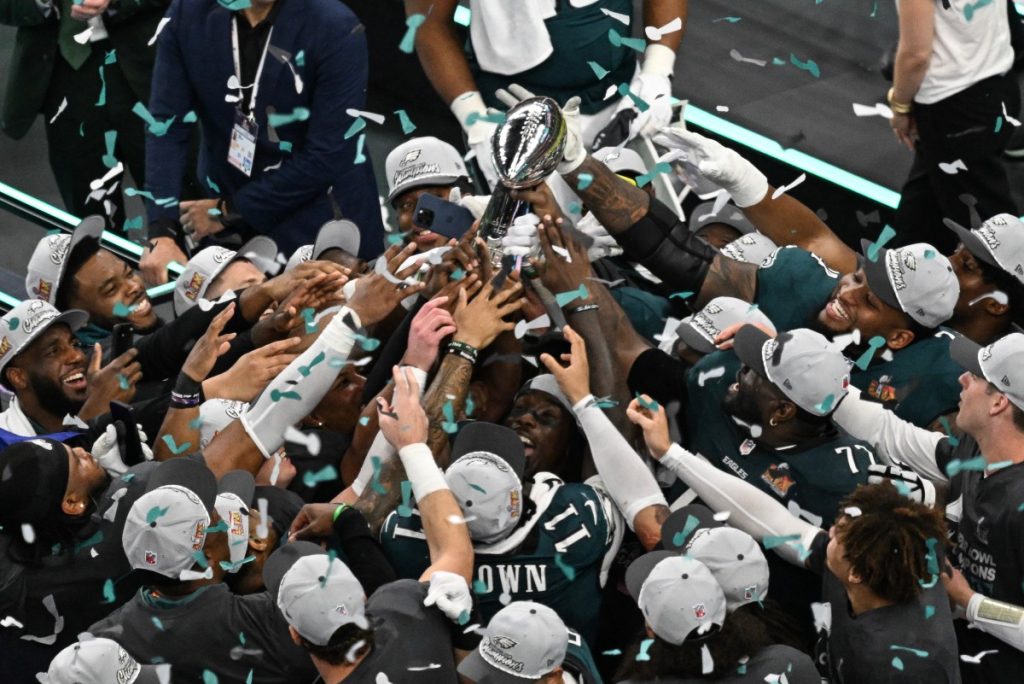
{"left": 478, "top": 184, "right": 528, "bottom": 268}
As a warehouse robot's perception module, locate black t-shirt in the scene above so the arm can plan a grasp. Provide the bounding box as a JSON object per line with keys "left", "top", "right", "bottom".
{"left": 936, "top": 434, "right": 1024, "bottom": 683}
{"left": 805, "top": 532, "right": 961, "bottom": 683}
{"left": 89, "top": 583, "right": 315, "bottom": 683}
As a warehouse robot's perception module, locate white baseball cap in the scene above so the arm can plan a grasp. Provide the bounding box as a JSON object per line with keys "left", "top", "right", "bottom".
{"left": 197, "top": 398, "right": 249, "bottom": 449}
{"left": 944, "top": 213, "right": 1024, "bottom": 286}
{"left": 458, "top": 601, "right": 568, "bottom": 683}
{"left": 626, "top": 552, "right": 727, "bottom": 645}
{"left": 26, "top": 215, "right": 105, "bottom": 305}
{"left": 733, "top": 326, "right": 851, "bottom": 417}
{"left": 720, "top": 233, "right": 779, "bottom": 265}
{"left": 173, "top": 236, "right": 278, "bottom": 314}
{"left": 516, "top": 373, "right": 574, "bottom": 413}
{"left": 263, "top": 540, "right": 369, "bottom": 645}
{"left": 860, "top": 241, "right": 959, "bottom": 328}
{"left": 951, "top": 332, "right": 1024, "bottom": 411}
{"left": 677, "top": 296, "right": 777, "bottom": 355}
{"left": 215, "top": 470, "right": 255, "bottom": 571}
{"left": 43, "top": 637, "right": 165, "bottom": 684}
{"left": 284, "top": 219, "right": 362, "bottom": 273}
{"left": 0, "top": 300, "right": 88, "bottom": 381}
{"left": 593, "top": 146, "right": 647, "bottom": 176}
{"left": 445, "top": 423, "right": 526, "bottom": 544}
{"left": 386, "top": 136, "right": 468, "bottom": 202}
{"left": 688, "top": 200, "right": 757, "bottom": 236}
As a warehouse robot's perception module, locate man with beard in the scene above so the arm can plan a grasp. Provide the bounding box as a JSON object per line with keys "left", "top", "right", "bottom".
{"left": 0, "top": 300, "right": 139, "bottom": 435}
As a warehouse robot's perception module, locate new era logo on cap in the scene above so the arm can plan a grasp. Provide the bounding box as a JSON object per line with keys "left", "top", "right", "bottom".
{"left": 458, "top": 601, "right": 569, "bottom": 684}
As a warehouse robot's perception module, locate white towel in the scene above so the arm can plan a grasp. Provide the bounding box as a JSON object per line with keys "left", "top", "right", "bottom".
{"left": 469, "top": 0, "right": 556, "bottom": 76}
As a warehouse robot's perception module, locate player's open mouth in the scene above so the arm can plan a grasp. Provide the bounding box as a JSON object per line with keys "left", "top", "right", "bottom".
{"left": 824, "top": 298, "right": 850, "bottom": 323}
{"left": 131, "top": 297, "right": 152, "bottom": 317}
{"left": 519, "top": 434, "right": 536, "bottom": 457}
{"left": 62, "top": 370, "right": 86, "bottom": 389}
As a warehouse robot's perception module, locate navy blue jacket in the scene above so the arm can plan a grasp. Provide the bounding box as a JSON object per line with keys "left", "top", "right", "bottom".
{"left": 144, "top": 0, "right": 384, "bottom": 256}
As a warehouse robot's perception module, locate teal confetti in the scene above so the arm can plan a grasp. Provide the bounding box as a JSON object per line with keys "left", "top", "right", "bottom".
{"left": 397, "top": 480, "right": 413, "bottom": 517}
{"left": 104, "top": 49, "right": 117, "bottom": 65}
{"left": 635, "top": 393, "right": 660, "bottom": 412}
{"left": 270, "top": 389, "right": 302, "bottom": 402}
{"left": 279, "top": 140, "right": 292, "bottom": 153}
{"left": 192, "top": 549, "right": 209, "bottom": 569}
{"left": 617, "top": 82, "right": 650, "bottom": 112}
{"left": 188, "top": 417, "right": 204, "bottom": 430}
{"left": 789, "top": 53, "right": 820, "bottom": 78}
{"left": 636, "top": 638, "right": 654, "bottom": 661}
{"left": 588, "top": 61, "right": 609, "bottom": 79}
{"left": 671, "top": 514, "right": 700, "bottom": 548}
{"left": 131, "top": 101, "right": 175, "bottom": 136}
{"left": 207, "top": 208, "right": 222, "bottom": 216}
{"left": 207, "top": 520, "right": 229, "bottom": 533}
{"left": 73, "top": 530, "right": 104, "bottom": 553}
{"left": 555, "top": 283, "right": 590, "bottom": 307}
{"left": 183, "top": 110, "right": 198, "bottom": 123}
{"left": 386, "top": 230, "right": 409, "bottom": 246}
{"left": 328, "top": 356, "right": 347, "bottom": 368}
{"left": 890, "top": 645, "right": 929, "bottom": 658}
{"left": 468, "top": 483, "right": 487, "bottom": 494}
{"left": 207, "top": 177, "right": 221, "bottom": 194}
{"left": 268, "top": 107, "right": 310, "bottom": 128}
{"left": 146, "top": 506, "right": 170, "bottom": 524}
{"left": 925, "top": 538, "right": 940, "bottom": 576}
{"left": 302, "top": 465, "right": 338, "bottom": 488}
{"left": 219, "top": 555, "right": 256, "bottom": 572}
{"left": 239, "top": 632, "right": 246, "bottom": 645}
{"left": 442, "top": 400, "right": 458, "bottom": 434}
{"left": 123, "top": 216, "right": 143, "bottom": 232}
{"left": 964, "top": 0, "right": 994, "bottom": 22}
{"left": 465, "top": 394, "right": 475, "bottom": 417}
{"left": 472, "top": 579, "right": 487, "bottom": 594}
{"left": 113, "top": 301, "right": 137, "bottom": 317}
{"left": 450, "top": 267, "right": 465, "bottom": 281}
{"left": 465, "top": 111, "right": 507, "bottom": 126}
{"left": 854, "top": 336, "right": 886, "bottom": 370}
{"left": 102, "top": 130, "right": 118, "bottom": 169}
{"left": 162, "top": 435, "right": 191, "bottom": 455}
{"left": 202, "top": 670, "right": 219, "bottom": 684}
{"left": 636, "top": 162, "right": 672, "bottom": 188}
{"left": 553, "top": 553, "right": 576, "bottom": 580}
{"left": 945, "top": 456, "right": 988, "bottom": 477}
{"left": 343, "top": 116, "right": 366, "bottom": 140}
{"left": 118, "top": 374, "right": 129, "bottom": 390}
{"left": 772, "top": 57, "right": 786, "bottom": 66}
{"left": 595, "top": 396, "right": 619, "bottom": 409}
{"left": 924, "top": 604, "right": 936, "bottom": 619}
{"left": 607, "top": 28, "right": 646, "bottom": 52}
{"left": 370, "top": 456, "right": 387, "bottom": 494}
{"left": 712, "top": 16, "right": 741, "bottom": 23}
{"left": 121, "top": 473, "right": 136, "bottom": 482}
{"left": 301, "top": 308, "right": 317, "bottom": 334}
{"left": 354, "top": 133, "right": 367, "bottom": 164}
{"left": 394, "top": 109, "right": 417, "bottom": 134}
{"left": 576, "top": 173, "right": 594, "bottom": 191}
{"left": 102, "top": 578, "right": 115, "bottom": 603}
{"left": 354, "top": 334, "right": 380, "bottom": 351}
{"left": 816, "top": 393, "right": 837, "bottom": 413}
{"left": 152, "top": 616, "right": 165, "bottom": 630}
{"left": 96, "top": 65, "right": 107, "bottom": 107}
{"left": 995, "top": 116, "right": 1004, "bottom": 133}
{"left": 399, "top": 13, "right": 426, "bottom": 53}
{"left": 79, "top": 122, "right": 85, "bottom": 137}
{"left": 358, "top": 416, "right": 370, "bottom": 426}
{"left": 891, "top": 657, "right": 904, "bottom": 671}
{"left": 457, "top": 610, "right": 470, "bottom": 625}
{"left": 924, "top": 249, "right": 937, "bottom": 259}
{"left": 7, "top": 318, "right": 18, "bottom": 331}
{"left": 568, "top": 201, "right": 582, "bottom": 215}
{"left": 870, "top": 0, "right": 878, "bottom": 16}
{"left": 668, "top": 291, "right": 694, "bottom": 300}
{"left": 763, "top": 534, "right": 801, "bottom": 549}
{"left": 295, "top": 49, "right": 305, "bottom": 66}
{"left": 867, "top": 224, "right": 896, "bottom": 261}
{"left": 603, "top": 649, "right": 623, "bottom": 656}
{"left": 217, "top": 0, "right": 251, "bottom": 8}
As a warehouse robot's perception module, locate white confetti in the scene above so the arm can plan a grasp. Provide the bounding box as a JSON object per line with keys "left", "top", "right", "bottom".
{"left": 644, "top": 16, "right": 682, "bottom": 41}
{"left": 257, "top": 497, "right": 269, "bottom": 539}
{"left": 284, "top": 427, "right": 321, "bottom": 456}
{"left": 852, "top": 102, "right": 892, "bottom": 119}
{"left": 603, "top": 84, "right": 619, "bottom": 101}
{"left": 728, "top": 49, "right": 767, "bottom": 67}
{"left": 447, "top": 514, "right": 478, "bottom": 525}
{"left": 701, "top": 644, "right": 714, "bottom": 674}
{"left": 21, "top": 524, "right": 35, "bottom": 544}
{"left": 938, "top": 159, "right": 967, "bottom": 175}
{"left": 375, "top": 673, "right": 393, "bottom": 684}
{"left": 712, "top": 511, "right": 731, "bottom": 522}
{"left": 345, "top": 108, "right": 386, "bottom": 125}
{"left": 49, "top": 98, "right": 68, "bottom": 124}
{"left": 148, "top": 17, "right": 171, "bottom": 46}
{"left": 19, "top": 594, "right": 63, "bottom": 645}
{"left": 960, "top": 650, "right": 999, "bottom": 663}
{"left": 73, "top": 27, "right": 94, "bottom": 44}
{"left": 89, "top": 162, "right": 124, "bottom": 191}
{"left": 843, "top": 506, "right": 863, "bottom": 517}
{"left": 771, "top": 173, "right": 807, "bottom": 200}
{"left": 514, "top": 314, "right": 551, "bottom": 340}
{"left": 0, "top": 615, "right": 23, "bottom": 628}
{"left": 599, "top": 7, "right": 630, "bottom": 24}
{"left": 407, "top": 664, "right": 442, "bottom": 671}
{"left": 179, "top": 567, "right": 213, "bottom": 581}
{"left": 810, "top": 601, "right": 832, "bottom": 634}
{"left": 969, "top": 290, "right": 1009, "bottom": 307}
{"left": 715, "top": 105, "right": 730, "bottom": 113}
{"left": 1002, "top": 101, "right": 1021, "bottom": 127}
{"left": 787, "top": 500, "right": 823, "bottom": 528}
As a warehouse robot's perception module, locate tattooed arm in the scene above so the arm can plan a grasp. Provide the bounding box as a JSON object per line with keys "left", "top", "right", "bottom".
{"left": 694, "top": 254, "right": 759, "bottom": 309}
{"left": 423, "top": 353, "right": 475, "bottom": 465}
{"left": 560, "top": 155, "right": 651, "bottom": 234}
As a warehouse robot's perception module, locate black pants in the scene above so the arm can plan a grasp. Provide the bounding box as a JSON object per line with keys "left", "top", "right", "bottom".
{"left": 42, "top": 40, "right": 147, "bottom": 237}
{"left": 892, "top": 71, "right": 1021, "bottom": 253}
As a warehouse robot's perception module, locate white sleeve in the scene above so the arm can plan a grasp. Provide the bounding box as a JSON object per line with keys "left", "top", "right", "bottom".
{"left": 658, "top": 444, "right": 821, "bottom": 567}
{"left": 966, "top": 593, "right": 1024, "bottom": 651}
{"left": 573, "top": 396, "right": 668, "bottom": 530}
{"left": 830, "top": 387, "right": 948, "bottom": 484}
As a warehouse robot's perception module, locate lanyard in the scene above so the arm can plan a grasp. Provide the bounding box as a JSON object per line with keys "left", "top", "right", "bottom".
{"left": 230, "top": 16, "right": 274, "bottom": 118}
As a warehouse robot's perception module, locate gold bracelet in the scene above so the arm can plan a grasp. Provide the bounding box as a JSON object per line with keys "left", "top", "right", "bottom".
{"left": 887, "top": 87, "right": 913, "bottom": 115}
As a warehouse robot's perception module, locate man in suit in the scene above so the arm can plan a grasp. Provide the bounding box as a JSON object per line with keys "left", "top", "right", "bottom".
{"left": 139, "top": 0, "right": 386, "bottom": 284}
{"left": 0, "top": 0, "right": 169, "bottom": 234}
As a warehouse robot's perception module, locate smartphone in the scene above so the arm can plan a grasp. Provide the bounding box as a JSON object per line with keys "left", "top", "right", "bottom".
{"left": 111, "top": 323, "right": 134, "bottom": 358}
{"left": 413, "top": 193, "right": 475, "bottom": 240}
{"left": 110, "top": 401, "right": 145, "bottom": 465}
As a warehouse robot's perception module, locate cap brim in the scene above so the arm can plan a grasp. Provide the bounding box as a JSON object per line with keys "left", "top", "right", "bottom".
{"left": 218, "top": 470, "right": 256, "bottom": 507}
{"left": 451, "top": 422, "right": 526, "bottom": 481}
{"left": 55, "top": 216, "right": 105, "bottom": 302}
{"left": 313, "top": 220, "right": 361, "bottom": 260}
{"left": 949, "top": 333, "right": 985, "bottom": 378}
{"left": 732, "top": 324, "right": 772, "bottom": 379}
{"left": 387, "top": 175, "right": 463, "bottom": 203}
{"left": 236, "top": 236, "right": 280, "bottom": 275}
{"left": 625, "top": 550, "right": 677, "bottom": 602}
{"left": 675, "top": 316, "right": 718, "bottom": 355}
{"left": 135, "top": 665, "right": 166, "bottom": 684}
{"left": 262, "top": 540, "right": 323, "bottom": 600}
{"left": 0, "top": 308, "right": 90, "bottom": 377}
{"left": 943, "top": 218, "right": 999, "bottom": 269}
{"left": 661, "top": 504, "right": 722, "bottom": 551}
{"left": 457, "top": 647, "right": 525, "bottom": 684}
{"left": 688, "top": 201, "right": 756, "bottom": 236}
{"left": 859, "top": 240, "right": 902, "bottom": 312}
{"left": 147, "top": 459, "right": 218, "bottom": 512}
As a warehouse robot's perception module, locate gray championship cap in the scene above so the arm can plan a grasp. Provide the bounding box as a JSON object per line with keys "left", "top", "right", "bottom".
{"left": 43, "top": 637, "right": 165, "bottom": 684}
{"left": 458, "top": 601, "right": 569, "bottom": 684}
{"left": 284, "top": 219, "right": 362, "bottom": 273}
{"left": 0, "top": 300, "right": 88, "bottom": 381}
{"left": 661, "top": 504, "right": 769, "bottom": 611}
{"left": 688, "top": 200, "right": 757, "bottom": 236}
{"left": 446, "top": 422, "right": 526, "bottom": 544}
{"left": 860, "top": 241, "right": 959, "bottom": 329}
{"left": 386, "top": 136, "right": 469, "bottom": 202}
{"left": 197, "top": 398, "right": 249, "bottom": 450}
{"left": 174, "top": 236, "right": 278, "bottom": 314}
{"left": 733, "top": 325, "right": 851, "bottom": 417}
{"left": 625, "top": 552, "right": 727, "bottom": 645}
{"left": 515, "top": 373, "right": 574, "bottom": 413}
{"left": 951, "top": 332, "right": 1024, "bottom": 411}
{"left": 215, "top": 470, "right": 256, "bottom": 571}
{"left": 25, "top": 215, "right": 105, "bottom": 305}
{"left": 676, "top": 296, "right": 777, "bottom": 356}
{"left": 263, "top": 540, "right": 369, "bottom": 645}
{"left": 593, "top": 146, "right": 647, "bottom": 176}
{"left": 720, "top": 233, "right": 779, "bottom": 265}
{"left": 944, "top": 213, "right": 1024, "bottom": 286}
{"left": 122, "top": 459, "right": 217, "bottom": 579}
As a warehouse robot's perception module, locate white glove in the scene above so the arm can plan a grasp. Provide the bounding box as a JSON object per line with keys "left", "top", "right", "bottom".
{"left": 501, "top": 213, "right": 541, "bottom": 258}
{"left": 451, "top": 91, "right": 500, "bottom": 190}
{"left": 576, "top": 212, "right": 623, "bottom": 261}
{"left": 447, "top": 187, "right": 490, "bottom": 220}
{"left": 91, "top": 423, "right": 153, "bottom": 476}
{"left": 423, "top": 570, "right": 473, "bottom": 625}
{"left": 867, "top": 464, "right": 937, "bottom": 507}
{"left": 652, "top": 127, "right": 768, "bottom": 208}
{"left": 615, "top": 45, "right": 676, "bottom": 141}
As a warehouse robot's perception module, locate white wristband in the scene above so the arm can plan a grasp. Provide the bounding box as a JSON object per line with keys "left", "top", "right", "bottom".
{"left": 451, "top": 91, "right": 487, "bottom": 133}
{"left": 641, "top": 44, "right": 676, "bottom": 79}
{"left": 320, "top": 306, "right": 361, "bottom": 354}
{"left": 398, "top": 443, "right": 449, "bottom": 502}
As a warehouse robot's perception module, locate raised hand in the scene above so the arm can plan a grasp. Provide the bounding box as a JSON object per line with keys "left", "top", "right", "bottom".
{"left": 78, "top": 346, "right": 142, "bottom": 421}
{"left": 205, "top": 337, "right": 302, "bottom": 402}
{"left": 181, "top": 303, "right": 237, "bottom": 382}
{"left": 452, "top": 279, "right": 523, "bottom": 350}
{"left": 626, "top": 394, "right": 672, "bottom": 459}
{"left": 539, "top": 325, "right": 591, "bottom": 405}
{"left": 403, "top": 297, "right": 458, "bottom": 372}
{"left": 346, "top": 243, "right": 426, "bottom": 326}
{"left": 377, "top": 366, "right": 429, "bottom": 450}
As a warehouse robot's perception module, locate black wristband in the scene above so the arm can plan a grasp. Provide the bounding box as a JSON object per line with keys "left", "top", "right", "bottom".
{"left": 171, "top": 373, "right": 204, "bottom": 409}
{"left": 446, "top": 341, "right": 478, "bottom": 364}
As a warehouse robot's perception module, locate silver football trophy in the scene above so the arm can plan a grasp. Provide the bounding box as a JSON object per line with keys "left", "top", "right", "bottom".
{"left": 478, "top": 96, "right": 567, "bottom": 267}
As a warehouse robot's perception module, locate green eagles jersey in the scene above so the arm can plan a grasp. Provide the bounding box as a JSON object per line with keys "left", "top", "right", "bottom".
{"left": 380, "top": 475, "right": 622, "bottom": 646}
{"left": 756, "top": 246, "right": 963, "bottom": 427}
{"left": 681, "top": 351, "right": 876, "bottom": 527}
{"left": 564, "top": 627, "right": 604, "bottom": 684}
